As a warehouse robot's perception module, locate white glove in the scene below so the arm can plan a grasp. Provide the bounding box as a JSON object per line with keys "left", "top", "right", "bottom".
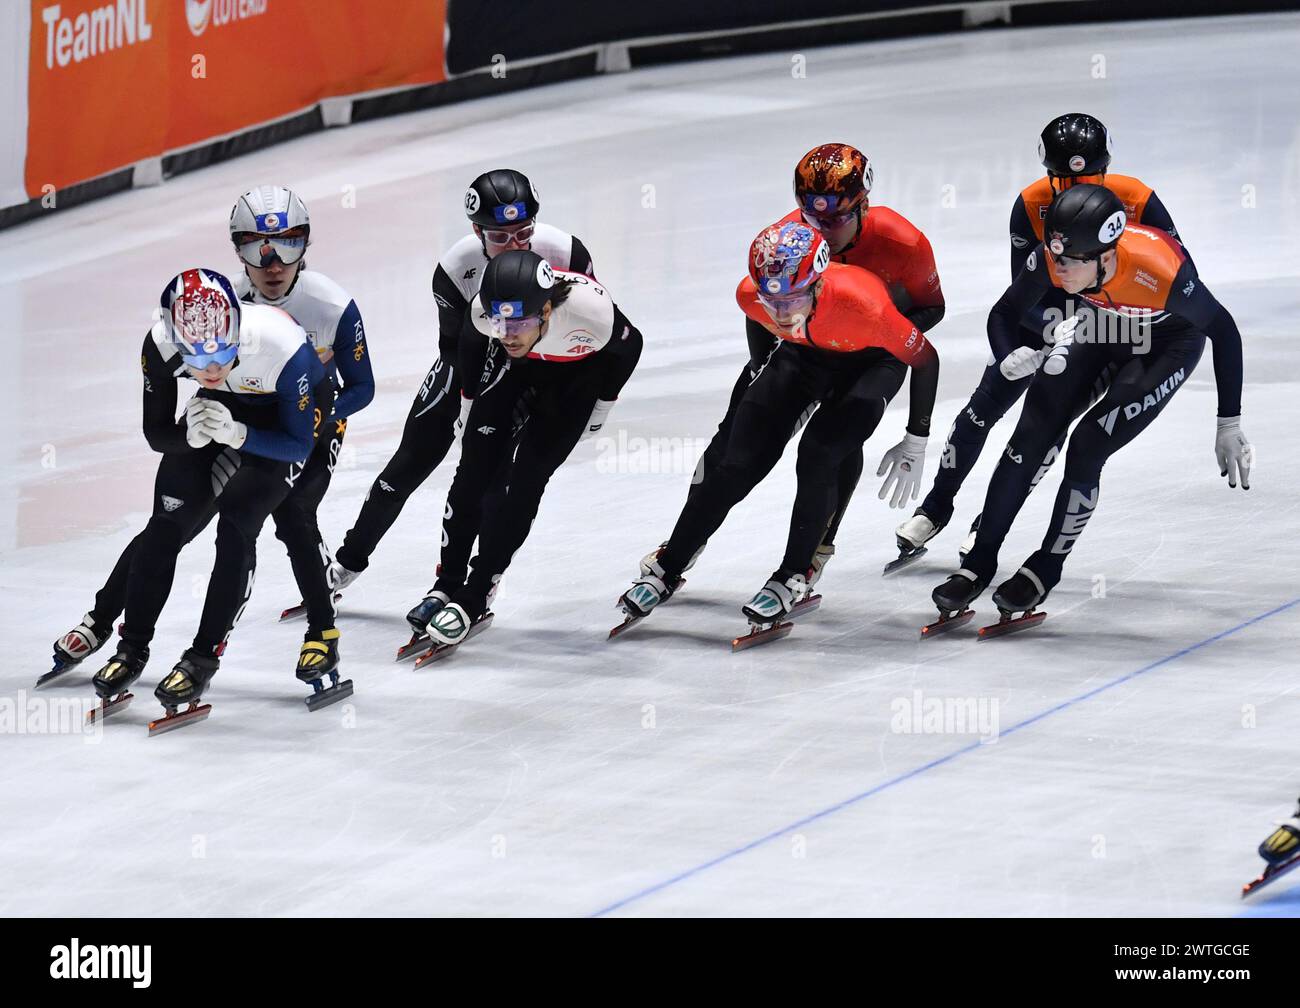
{"left": 185, "top": 397, "right": 212, "bottom": 448}
{"left": 197, "top": 401, "right": 247, "bottom": 449}
{"left": 877, "top": 432, "right": 928, "bottom": 509}
{"left": 581, "top": 399, "right": 616, "bottom": 441}
{"left": 999, "top": 346, "right": 1047, "bottom": 381}
{"left": 1214, "top": 416, "right": 1252, "bottom": 490}
{"left": 1047, "top": 313, "right": 1079, "bottom": 346}
{"left": 454, "top": 395, "right": 473, "bottom": 438}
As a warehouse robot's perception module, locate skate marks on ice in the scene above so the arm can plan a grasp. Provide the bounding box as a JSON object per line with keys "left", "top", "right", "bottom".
{"left": 590, "top": 596, "right": 1300, "bottom": 916}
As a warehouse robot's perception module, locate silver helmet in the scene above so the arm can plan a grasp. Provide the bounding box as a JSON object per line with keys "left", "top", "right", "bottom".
{"left": 229, "top": 185, "right": 310, "bottom": 239}
{"left": 230, "top": 186, "right": 310, "bottom": 268}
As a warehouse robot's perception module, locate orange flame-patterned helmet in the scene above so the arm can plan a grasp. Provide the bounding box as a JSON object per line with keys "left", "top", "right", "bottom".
{"left": 793, "top": 143, "right": 873, "bottom": 216}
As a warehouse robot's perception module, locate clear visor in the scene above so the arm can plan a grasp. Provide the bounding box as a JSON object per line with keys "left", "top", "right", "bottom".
{"left": 481, "top": 221, "right": 536, "bottom": 246}
{"left": 181, "top": 344, "right": 239, "bottom": 370}
{"left": 1049, "top": 250, "right": 1094, "bottom": 268}
{"left": 800, "top": 206, "right": 859, "bottom": 231}
{"left": 757, "top": 289, "right": 814, "bottom": 321}
{"left": 489, "top": 314, "right": 543, "bottom": 338}
{"left": 235, "top": 230, "right": 308, "bottom": 267}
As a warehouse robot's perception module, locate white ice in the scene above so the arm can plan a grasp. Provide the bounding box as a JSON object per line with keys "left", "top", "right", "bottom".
{"left": 1, "top": 12, "right": 1298, "bottom": 917}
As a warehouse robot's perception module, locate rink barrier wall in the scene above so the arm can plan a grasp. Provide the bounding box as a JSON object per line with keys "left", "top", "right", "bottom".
{"left": 2, "top": 0, "right": 1297, "bottom": 231}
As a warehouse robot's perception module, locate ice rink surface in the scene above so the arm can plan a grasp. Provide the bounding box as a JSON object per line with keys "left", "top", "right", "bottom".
{"left": 2, "top": 13, "right": 1298, "bottom": 916}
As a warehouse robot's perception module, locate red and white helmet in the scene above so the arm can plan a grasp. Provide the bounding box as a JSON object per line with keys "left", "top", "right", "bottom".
{"left": 159, "top": 268, "right": 242, "bottom": 367}
{"left": 748, "top": 221, "right": 831, "bottom": 297}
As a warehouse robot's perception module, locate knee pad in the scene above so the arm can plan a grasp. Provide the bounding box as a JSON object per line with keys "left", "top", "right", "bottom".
{"left": 1062, "top": 433, "right": 1108, "bottom": 485}
{"left": 214, "top": 513, "right": 258, "bottom": 559}
{"left": 274, "top": 515, "right": 320, "bottom": 553}
{"left": 142, "top": 514, "right": 185, "bottom": 553}
{"left": 965, "top": 388, "right": 1011, "bottom": 430}
{"left": 795, "top": 438, "right": 839, "bottom": 480}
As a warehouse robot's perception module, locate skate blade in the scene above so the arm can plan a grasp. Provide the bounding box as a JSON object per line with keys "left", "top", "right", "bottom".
{"left": 37, "top": 660, "right": 80, "bottom": 689}
{"left": 883, "top": 547, "right": 928, "bottom": 577}
{"left": 920, "top": 609, "right": 975, "bottom": 639}
{"left": 732, "top": 621, "right": 793, "bottom": 652}
{"left": 608, "top": 611, "right": 647, "bottom": 640}
{"left": 147, "top": 702, "right": 212, "bottom": 736}
{"left": 396, "top": 632, "right": 432, "bottom": 662}
{"left": 1242, "top": 853, "right": 1300, "bottom": 898}
{"left": 413, "top": 613, "right": 494, "bottom": 669}
{"left": 280, "top": 592, "right": 344, "bottom": 622}
{"left": 305, "top": 678, "right": 354, "bottom": 712}
{"left": 789, "top": 593, "right": 822, "bottom": 620}
{"left": 978, "top": 610, "right": 1047, "bottom": 639}
{"left": 86, "top": 692, "right": 133, "bottom": 724}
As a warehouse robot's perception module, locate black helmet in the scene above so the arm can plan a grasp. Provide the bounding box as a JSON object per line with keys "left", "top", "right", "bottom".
{"left": 478, "top": 249, "right": 555, "bottom": 319}
{"left": 464, "top": 169, "right": 539, "bottom": 228}
{"left": 1039, "top": 113, "right": 1112, "bottom": 179}
{"left": 1044, "top": 184, "right": 1126, "bottom": 260}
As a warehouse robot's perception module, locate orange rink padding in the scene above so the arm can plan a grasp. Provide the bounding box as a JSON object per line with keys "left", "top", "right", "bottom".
{"left": 25, "top": 0, "right": 446, "bottom": 197}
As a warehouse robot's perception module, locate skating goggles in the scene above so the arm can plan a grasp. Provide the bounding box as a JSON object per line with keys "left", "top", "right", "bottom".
{"left": 488, "top": 312, "right": 543, "bottom": 338}
{"left": 1048, "top": 249, "right": 1094, "bottom": 268}
{"left": 180, "top": 343, "right": 239, "bottom": 370}
{"left": 480, "top": 220, "right": 535, "bottom": 246}
{"left": 234, "top": 229, "right": 308, "bottom": 267}
{"left": 756, "top": 289, "right": 815, "bottom": 316}
{"left": 801, "top": 206, "right": 858, "bottom": 230}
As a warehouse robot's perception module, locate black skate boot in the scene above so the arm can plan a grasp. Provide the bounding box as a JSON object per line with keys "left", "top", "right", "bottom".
{"left": 398, "top": 590, "right": 451, "bottom": 661}
{"left": 1243, "top": 798, "right": 1300, "bottom": 897}
{"left": 41, "top": 612, "right": 115, "bottom": 687}
{"left": 149, "top": 649, "right": 218, "bottom": 735}
{"left": 406, "top": 590, "right": 450, "bottom": 635}
{"left": 980, "top": 567, "right": 1049, "bottom": 639}
{"left": 297, "top": 628, "right": 353, "bottom": 711}
{"left": 1260, "top": 816, "right": 1300, "bottom": 866}
{"left": 86, "top": 643, "right": 149, "bottom": 723}
{"left": 922, "top": 570, "right": 987, "bottom": 638}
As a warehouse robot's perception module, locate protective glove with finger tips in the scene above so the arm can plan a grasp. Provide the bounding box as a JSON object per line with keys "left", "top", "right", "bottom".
{"left": 196, "top": 400, "right": 247, "bottom": 450}
{"left": 877, "top": 432, "right": 928, "bottom": 509}
{"left": 1215, "top": 415, "right": 1253, "bottom": 490}
{"left": 999, "top": 346, "right": 1047, "bottom": 381}
{"left": 184, "top": 397, "right": 213, "bottom": 448}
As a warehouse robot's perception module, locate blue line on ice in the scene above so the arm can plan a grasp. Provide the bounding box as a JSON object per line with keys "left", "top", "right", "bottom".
{"left": 590, "top": 597, "right": 1300, "bottom": 917}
